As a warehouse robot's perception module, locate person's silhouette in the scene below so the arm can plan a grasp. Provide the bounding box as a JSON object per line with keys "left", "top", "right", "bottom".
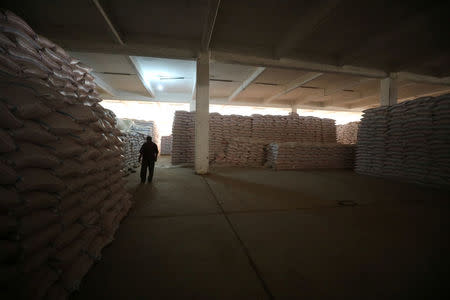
{"left": 139, "top": 136, "right": 159, "bottom": 183}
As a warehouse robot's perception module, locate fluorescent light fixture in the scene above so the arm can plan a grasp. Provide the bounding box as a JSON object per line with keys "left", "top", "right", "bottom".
{"left": 157, "top": 84, "right": 163, "bottom": 91}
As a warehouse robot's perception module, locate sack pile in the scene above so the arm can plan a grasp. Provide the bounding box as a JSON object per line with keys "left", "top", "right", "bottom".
{"left": 222, "top": 137, "right": 268, "bottom": 167}
{"left": 121, "top": 132, "right": 146, "bottom": 174}
{"left": 336, "top": 121, "right": 359, "bottom": 144}
{"left": 209, "top": 113, "right": 225, "bottom": 161}
{"left": 0, "top": 11, "right": 133, "bottom": 299}
{"left": 172, "top": 111, "right": 195, "bottom": 164}
{"left": 356, "top": 94, "right": 450, "bottom": 188}
{"left": 251, "top": 113, "right": 336, "bottom": 143}
{"left": 119, "top": 118, "right": 160, "bottom": 147}
{"left": 172, "top": 111, "right": 337, "bottom": 166}
{"left": 267, "top": 142, "right": 356, "bottom": 170}
{"left": 160, "top": 135, "right": 172, "bottom": 155}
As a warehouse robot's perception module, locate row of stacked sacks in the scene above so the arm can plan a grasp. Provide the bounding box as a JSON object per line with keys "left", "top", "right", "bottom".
{"left": 127, "top": 119, "right": 160, "bottom": 148}
{"left": 160, "top": 135, "right": 172, "bottom": 155}
{"left": 356, "top": 94, "right": 450, "bottom": 188}
{"left": 219, "top": 137, "right": 269, "bottom": 167}
{"left": 0, "top": 10, "right": 132, "bottom": 299}
{"left": 171, "top": 111, "right": 337, "bottom": 166}
{"left": 120, "top": 132, "right": 146, "bottom": 175}
{"left": 266, "top": 142, "right": 356, "bottom": 170}
{"left": 336, "top": 121, "right": 359, "bottom": 144}
{"left": 172, "top": 111, "right": 195, "bottom": 164}
{"left": 252, "top": 113, "right": 336, "bottom": 143}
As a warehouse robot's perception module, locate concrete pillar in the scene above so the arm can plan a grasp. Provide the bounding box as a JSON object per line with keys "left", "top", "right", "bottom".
{"left": 291, "top": 103, "right": 298, "bottom": 114}
{"left": 194, "top": 52, "right": 209, "bottom": 174}
{"left": 380, "top": 75, "right": 398, "bottom": 106}
{"left": 189, "top": 99, "right": 196, "bottom": 112}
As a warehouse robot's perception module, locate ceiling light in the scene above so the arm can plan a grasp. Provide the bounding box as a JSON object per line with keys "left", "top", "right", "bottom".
{"left": 157, "top": 84, "right": 163, "bottom": 91}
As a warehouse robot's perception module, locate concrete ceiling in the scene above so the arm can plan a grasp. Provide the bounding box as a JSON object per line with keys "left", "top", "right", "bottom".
{"left": 3, "top": 0, "right": 450, "bottom": 111}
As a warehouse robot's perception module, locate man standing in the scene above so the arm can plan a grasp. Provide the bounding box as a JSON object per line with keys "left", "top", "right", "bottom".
{"left": 139, "top": 136, "right": 159, "bottom": 183}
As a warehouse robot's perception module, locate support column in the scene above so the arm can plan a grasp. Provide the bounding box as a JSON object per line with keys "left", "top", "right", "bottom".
{"left": 194, "top": 52, "right": 210, "bottom": 174}
{"left": 380, "top": 75, "right": 398, "bottom": 106}
{"left": 291, "top": 102, "right": 298, "bottom": 114}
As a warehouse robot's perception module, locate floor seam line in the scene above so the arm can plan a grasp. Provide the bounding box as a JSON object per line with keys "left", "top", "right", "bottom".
{"left": 129, "top": 212, "right": 223, "bottom": 219}
{"left": 202, "top": 176, "right": 275, "bottom": 300}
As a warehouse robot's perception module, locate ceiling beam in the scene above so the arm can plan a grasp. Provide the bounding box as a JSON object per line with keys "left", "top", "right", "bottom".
{"left": 275, "top": 0, "right": 341, "bottom": 58}
{"left": 91, "top": 73, "right": 117, "bottom": 96}
{"left": 324, "top": 78, "right": 375, "bottom": 96}
{"left": 92, "top": 0, "right": 124, "bottom": 45}
{"left": 201, "top": 0, "right": 221, "bottom": 51}
{"left": 228, "top": 67, "right": 266, "bottom": 102}
{"left": 54, "top": 38, "right": 198, "bottom": 60}
{"left": 212, "top": 51, "right": 388, "bottom": 78}
{"left": 396, "top": 72, "right": 450, "bottom": 86}
{"left": 264, "top": 72, "right": 323, "bottom": 103}
{"left": 347, "top": 85, "right": 450, "bottom": 109}
{"left": 128, "top": 56, "right": 155, "bottom": 98}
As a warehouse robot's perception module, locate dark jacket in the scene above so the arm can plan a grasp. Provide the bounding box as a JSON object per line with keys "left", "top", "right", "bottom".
{"left": 140, "top": 142, "right": 159, "bottom": 161}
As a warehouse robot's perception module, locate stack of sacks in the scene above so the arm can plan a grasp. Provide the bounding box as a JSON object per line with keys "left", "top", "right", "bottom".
{"left": 120, "top": 118, "right": 160, "bottom": 147}
{"left": 209, "top": 113, "right": 225, "bottom": 162}
{"left": 171, "top": 111, "right": 338, "bottom": 166}
{"left": 321, "top": 118, "right": 337, "bottom": 143}
{"left": 336, "top": 121, "right": 359, "bottom": 144}
{"left": 356, "top": 106, "right": 390, "bottom": 176}
{"left": 267, "top": 142, "right": 355, "bottom": 170}
{"left": 0, "top": 11, "right": 133, "bottom": 299}
{"left": 160, "top": 135, "right": 172, "bottom": 155}
{"left": 222, "top": 138, "right": 268, "bottom": 167}
{"left": 171, "top": 111, "right": 195, "bottom": 164}
{"left": 121, "top": 132, "right": 146, "bottom": 173}
{"left": 356, "top": 94, "right": 450, "bottom": 188}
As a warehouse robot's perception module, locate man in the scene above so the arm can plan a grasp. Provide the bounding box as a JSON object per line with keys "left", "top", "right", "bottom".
{"left": 139, "top": 136, "right": 159, "bottom": 183}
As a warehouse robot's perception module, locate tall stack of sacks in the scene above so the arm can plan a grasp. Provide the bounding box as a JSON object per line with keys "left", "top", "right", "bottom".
{"left": 356, "top": 94, "right": 450, "bottom": 188}
{"left": 336, "top": 121, "right": 359, "bottom": 144}
{"left": 171, "top": 111, "right": 194, "bottom": 164}
{"left": 160, "top": 135, "right": 173, "bottom": 155}
{"left": 355, "top": 107, "right": 389, "bottom": 176}
{"left": 223, "top": 138, "right": 268, "bottom": 167}
{"left": 267, "top": 142, "right": 355, "bottom": 170}
{"left": 0, "top": 11, "right": 132, "bottom": 299}
{"left": 321, "top": 118, "right": 337, "bottom": 143}
{"left": 209, "top": 113, "right": 224, "bottom": 162}
{"left": 171, "top": 111, "right": 338, "bottom": 166}
{"left": 121, "top": 132, "right": 146, "bottom": 174}
{"left": 129, "top": 119, "right": 160, "bottom": 147}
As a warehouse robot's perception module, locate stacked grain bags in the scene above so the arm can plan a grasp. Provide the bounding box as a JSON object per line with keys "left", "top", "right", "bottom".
{"left": 120, "top": 118, "right": 160, "bottom": 147}
{"left": 355, "top": 107, "right": 388, "bottom": 176}
{"left": 356, "top": 94, "right": 450, "bottom": 188}
{"left": 209, "top": 113, "right": 224, "bottom": 162}
{"left": 120, "top": 132, "right": 146, "bottom": 174}
{"left": 116, "top": 118, "right": 156, "bottom": 174}
{"left": 267, "top": 142, "right": 355, "bottom": 170}
{"left": 321, "top": 118, "right": 337, "bottom": 143}
{"left": 171, "top": 111, "right": 339, "bottom": 167}
{"left": 223, "top": 138, "right": 268, "bottom": 167}
{"left": 171, "top": 111, "right": 194, "bottom": 164}
{"left": 0, "top": 11, "right": 132, "bottom": 299}
{"left": 160, "top": 135, "right": 172, "bottom": 155}
{"left": 131, "top": 119, "right": 160, "bottom": 146}
{"left": 336, "top": 121, "right": 359, "bottom": 144}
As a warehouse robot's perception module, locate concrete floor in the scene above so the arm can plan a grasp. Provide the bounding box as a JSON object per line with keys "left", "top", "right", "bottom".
{"left": 73, "top": 156, "right": 450, "bottom": 299}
